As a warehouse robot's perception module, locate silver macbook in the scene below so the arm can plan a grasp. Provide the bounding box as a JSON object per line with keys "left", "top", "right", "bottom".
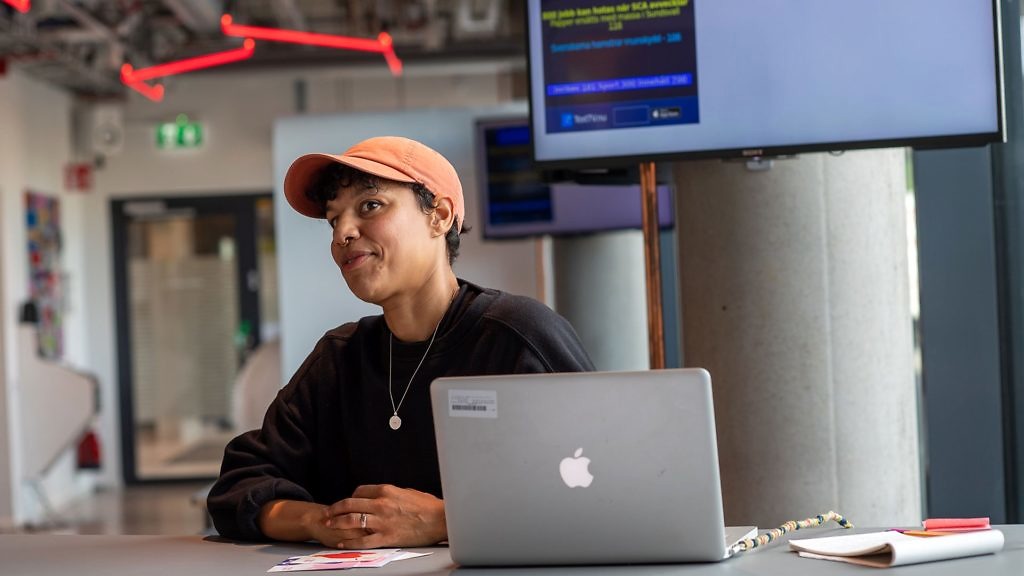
{"left": 430, "top": 368, "right": 756, "bottom": 566}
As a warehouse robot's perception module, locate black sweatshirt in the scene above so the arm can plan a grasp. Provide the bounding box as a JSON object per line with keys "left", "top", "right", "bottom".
{"left": 208, "top": 280, "right": 595, "bottom": 540}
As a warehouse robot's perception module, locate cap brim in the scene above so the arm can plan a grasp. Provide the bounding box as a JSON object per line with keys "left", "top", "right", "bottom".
{"left": 284, "top": 153, "right": 419, "bottom": 219}
{"left": 284, "top": 154, "right": 337, "bottom": 218}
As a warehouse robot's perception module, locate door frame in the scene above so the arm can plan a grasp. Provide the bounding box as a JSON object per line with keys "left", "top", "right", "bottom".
{"left": 111, "top": 193, "right": 268, "bottom": 484}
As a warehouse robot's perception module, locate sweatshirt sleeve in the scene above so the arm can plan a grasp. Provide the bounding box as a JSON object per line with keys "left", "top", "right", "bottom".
{"left": 206, "top": 347, "right": 325, "bottom": 541}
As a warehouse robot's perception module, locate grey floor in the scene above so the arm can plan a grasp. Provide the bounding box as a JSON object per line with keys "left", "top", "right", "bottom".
{"left": 19, "top": 481, "right": 212, "bottom": 535}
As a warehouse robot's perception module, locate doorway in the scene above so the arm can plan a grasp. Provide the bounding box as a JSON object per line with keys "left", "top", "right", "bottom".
{"left": 112, "top": 194, "right": 277, "bottom": 482}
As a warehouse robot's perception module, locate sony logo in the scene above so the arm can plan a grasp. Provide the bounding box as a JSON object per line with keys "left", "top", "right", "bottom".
{"left": 742, "top": 149, "right": 764, "bottom": 157}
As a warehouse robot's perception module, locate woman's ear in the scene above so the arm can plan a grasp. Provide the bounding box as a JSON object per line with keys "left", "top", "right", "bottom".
{"left": 431, "top": 197, "right": 456, "bottom": 237}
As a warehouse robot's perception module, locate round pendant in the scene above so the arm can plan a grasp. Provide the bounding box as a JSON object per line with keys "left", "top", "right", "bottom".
{"left": 389, "top": 415, "right": 402, "bottom": 430}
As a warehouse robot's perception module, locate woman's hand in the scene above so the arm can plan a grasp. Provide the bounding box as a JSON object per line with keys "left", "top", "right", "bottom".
{"left": 322, "top": 484, "right": 447, "bottom": 549}
{"left": 258, "top": 500, "right": 351, "bottom": 549}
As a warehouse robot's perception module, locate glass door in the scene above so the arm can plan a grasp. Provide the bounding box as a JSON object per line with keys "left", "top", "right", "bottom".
{"left": 112, "top": 194, "right": 274, "bottom": 482}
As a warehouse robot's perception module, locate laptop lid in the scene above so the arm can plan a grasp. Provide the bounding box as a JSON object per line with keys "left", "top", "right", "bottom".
{"left": 430, "top": 368, "right": 739, "bottom": 566}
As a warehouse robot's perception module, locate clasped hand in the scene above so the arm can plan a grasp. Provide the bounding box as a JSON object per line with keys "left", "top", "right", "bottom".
{"left": 311, "top": 484, "right": 446, "bottom": 549}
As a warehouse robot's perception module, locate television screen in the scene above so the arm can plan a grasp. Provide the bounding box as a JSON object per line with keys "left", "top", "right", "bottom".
{"left": 527, "top": 0, "right": 1003, "bottom": 167}
{"left": 476, "top": 117, "right": 673, "bottom": 239}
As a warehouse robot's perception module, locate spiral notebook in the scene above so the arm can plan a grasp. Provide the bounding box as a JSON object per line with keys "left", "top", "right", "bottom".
{"left": 790, "top": 529, "right": 1005, "bottom": 568}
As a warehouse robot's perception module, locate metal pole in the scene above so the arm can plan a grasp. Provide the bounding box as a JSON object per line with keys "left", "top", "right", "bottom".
{"left": 639, "top": 161, "right": 665, "bottom": 369}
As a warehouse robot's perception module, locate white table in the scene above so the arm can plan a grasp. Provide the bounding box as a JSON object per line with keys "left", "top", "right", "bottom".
{"left": 3, "top": 526, "right": 1022, "bottom": 576}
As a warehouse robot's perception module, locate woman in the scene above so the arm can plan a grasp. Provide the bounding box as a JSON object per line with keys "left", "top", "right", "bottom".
{"left": 208, "top": 136, "right": 594, "bottom": 549}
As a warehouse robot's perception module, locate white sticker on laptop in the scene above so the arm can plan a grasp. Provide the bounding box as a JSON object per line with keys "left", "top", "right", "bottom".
{"left": 448, "top": 389, "right": 498, "bottom": 419}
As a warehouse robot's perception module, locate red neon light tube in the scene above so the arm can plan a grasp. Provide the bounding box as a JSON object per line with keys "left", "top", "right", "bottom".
{"left": 2, "top": 0, "right": 30, "bottom": 13}
{"left": 221, "top": 15, "right": 402, "bottom": 75}
{"left": 382, "top": 48, "right": 402, "bottom": 76}
{"left": 379, "top": 32, "right": 402, "bottom": 76}
{"left": 222, "top": 15, "right": 382, "bottom": 52}
{"left": 126, "top": 81, "right": 165, "bottom": 102}
{"left": 121, "top": 38, "right": 255, "bottom": 84}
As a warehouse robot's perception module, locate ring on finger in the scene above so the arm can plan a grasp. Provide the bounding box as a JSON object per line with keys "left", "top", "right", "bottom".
{"left": 359, "top": 512, "right": 367, "bottom": 530}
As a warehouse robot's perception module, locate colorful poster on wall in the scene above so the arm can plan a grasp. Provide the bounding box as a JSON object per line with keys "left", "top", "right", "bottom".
{"left": 26, "top": 191, "right": 63, "bottom": 359}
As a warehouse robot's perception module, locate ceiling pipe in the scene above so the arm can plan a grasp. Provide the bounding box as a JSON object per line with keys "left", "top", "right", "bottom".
{"left": 114, "top": 6, "right": 142, "bottom": 36}
{"left": 270, "top": 0, "right": 305, "bottom": 32}
{"left": 56, "top": 0, "right": 117, "bottom": 40}
{"left": 56, "top": 0, "right": 125, "bottom": 66}
{"left": 40, "top": 28, "right": 107, "bottom": 42}
{"left": 160, "top": 0, "right": 223, "bottom": 33}
{"left": 454, "top": 0, "right": 503, "bottom": 37}
{"left": 160, "top": 0, "right": 204, "bottom": 31}
{"left": 2, "top": 29, "right": 125, "bottom": 94}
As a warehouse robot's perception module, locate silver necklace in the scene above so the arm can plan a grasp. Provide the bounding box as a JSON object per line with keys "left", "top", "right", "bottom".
{"left": 387, "top": 287, "right": 457, "bottom": 431}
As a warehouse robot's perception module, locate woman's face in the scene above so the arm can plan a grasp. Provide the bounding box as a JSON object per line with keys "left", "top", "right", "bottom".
{"left": 325, "top": 179, "right": 443, "bottom": 304}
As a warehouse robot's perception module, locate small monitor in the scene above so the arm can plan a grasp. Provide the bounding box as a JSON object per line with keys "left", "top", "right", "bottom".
{"left": 475, "top": 117, "right": 673, "bottom": 240}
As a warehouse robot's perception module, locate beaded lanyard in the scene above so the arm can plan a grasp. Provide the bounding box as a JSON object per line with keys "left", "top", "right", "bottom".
{"left": 730, "top": 510, "right": 854, "bottom": 555}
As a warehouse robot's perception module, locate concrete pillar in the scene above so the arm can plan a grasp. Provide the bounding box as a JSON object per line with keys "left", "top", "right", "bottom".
{"left": 552, "top": 231, "right": 649, "bottom": 372}
{"left": 675, "top": 149, "right": 920, "bottom": 527}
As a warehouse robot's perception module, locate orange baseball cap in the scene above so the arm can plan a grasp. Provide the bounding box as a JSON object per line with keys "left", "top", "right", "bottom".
{"left": 283, "top": 136, "right": 464, "bottom": 231}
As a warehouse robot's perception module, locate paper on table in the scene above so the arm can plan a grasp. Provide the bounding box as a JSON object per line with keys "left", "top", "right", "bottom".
{"left": 268, "top": 549, "right": 432, "bottom": 572}
{"left": 789, "top": 529, "right": 1004, "bottom": 568}
{"left": 285, "top": 550, "right": 402, "bottom": 564}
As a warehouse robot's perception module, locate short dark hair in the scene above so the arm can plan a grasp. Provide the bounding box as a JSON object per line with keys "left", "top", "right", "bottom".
{"left": 306, "top": 163, "right": 469, "bottom": 264}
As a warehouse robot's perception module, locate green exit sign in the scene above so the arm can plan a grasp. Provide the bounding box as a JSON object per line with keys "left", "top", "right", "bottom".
{"left": 157, "top": 114, "right": 204, "bottom": 149}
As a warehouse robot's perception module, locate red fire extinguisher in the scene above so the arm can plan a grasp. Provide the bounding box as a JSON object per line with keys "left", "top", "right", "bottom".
{"left": 77, "top": 429, "right": 101, "bottom": 470}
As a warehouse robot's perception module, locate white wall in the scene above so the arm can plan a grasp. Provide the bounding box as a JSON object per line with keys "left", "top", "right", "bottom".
{"left": 80, "top": 58, "right": 526, "bottom": 489}
{"left": 0, "top": 69, "right": 93, "bottom": 525}
{"left": 275, "top": 104, "right": 540, "bottom": 377}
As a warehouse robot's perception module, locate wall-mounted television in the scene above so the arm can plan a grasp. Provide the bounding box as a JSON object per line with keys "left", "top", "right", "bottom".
{"left": 476, "top": 117, "right": 673, "bottom": 239}
{"left": 526, "top": 0, "right": 1004, "bottom": 167}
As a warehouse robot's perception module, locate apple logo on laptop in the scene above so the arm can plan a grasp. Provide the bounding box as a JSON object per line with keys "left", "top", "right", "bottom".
{"left": 559, "top": 448, "right": 594, "bottom": 488}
